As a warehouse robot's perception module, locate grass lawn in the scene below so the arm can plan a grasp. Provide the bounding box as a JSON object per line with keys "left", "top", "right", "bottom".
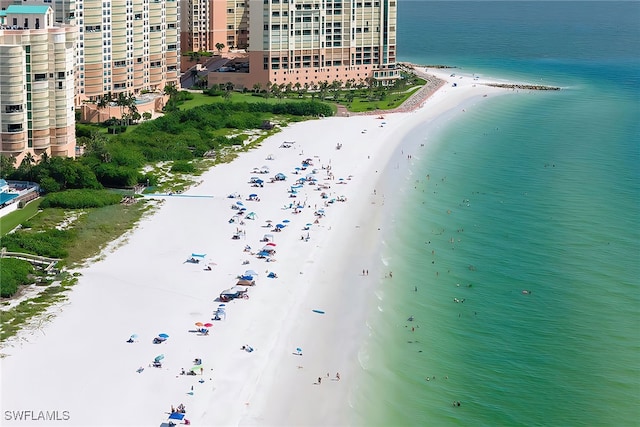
{"left": 0, "top": 198, "right": 43, "bottom": 237}
{"left": 178, "top": 91, "right": 309, "bottom": 110}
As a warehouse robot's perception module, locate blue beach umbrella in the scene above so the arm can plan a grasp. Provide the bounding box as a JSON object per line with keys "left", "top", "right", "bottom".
{"left": 282, "top": 219, "right": 290, "bottom": 223}
{"left": 275, "top": 224, "right": 285, "bottom": 229}
{"left": 154, "top": 354, "right": 164, "bottom": 362}
{"left": 158, "top": 333, "right": 169, "bottom": 339}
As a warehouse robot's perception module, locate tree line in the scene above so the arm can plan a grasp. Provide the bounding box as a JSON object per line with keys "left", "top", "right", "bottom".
{"left": 1, "top": 99, "right": 333, "bottom": 190}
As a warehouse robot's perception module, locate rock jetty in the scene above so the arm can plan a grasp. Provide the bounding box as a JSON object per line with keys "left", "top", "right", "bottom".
{"left": 484, "top": 83, "right": 560, "bottom": 91}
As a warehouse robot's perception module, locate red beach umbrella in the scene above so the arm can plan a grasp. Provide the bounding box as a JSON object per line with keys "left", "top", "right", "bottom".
{"left": 204, "top": 323, "right": 213, "bottom": 328}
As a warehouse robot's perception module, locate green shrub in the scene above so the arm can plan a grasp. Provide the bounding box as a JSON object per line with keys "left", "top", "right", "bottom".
{"left": 170, "top": 161, "right": 196, "bottom": 173}
{"left": 0, "top": 258, "right": 34, "bottom": 297}
{"left": 40, "top": 189, "right": 122, "bottom": 209}
{"left": 1, "top": 228, "right": 73, "bottom": 258}
{"left": 39, "top": 176, "right": 62, "bottom": 194}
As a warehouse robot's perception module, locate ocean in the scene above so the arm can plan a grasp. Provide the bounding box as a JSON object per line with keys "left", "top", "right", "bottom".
{"left": 352, "top": 2, "right": 640, "bottom": 426}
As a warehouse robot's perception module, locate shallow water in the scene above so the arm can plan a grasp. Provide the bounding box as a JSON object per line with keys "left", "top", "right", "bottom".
{"left": 352, "top": 2, "right": 640, "bottom": 425}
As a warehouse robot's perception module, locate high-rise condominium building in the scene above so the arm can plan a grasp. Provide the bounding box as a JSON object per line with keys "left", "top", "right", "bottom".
{"left": 3, "top": 0, "right": 181, "bottom": 104}
{"left": 180, "top": 1, "right": 248, "bottom": 55}
{"left": 206, "top": 0, "right": 399, "bottom": 89}
{"left": 75, "top": 0, "right": 181, "bottom": 103}
{"left": 0, "top": 5, "right": 76, "bottom": 163}
{"left": 180, "top": 0, "right": 224, "bottom": 53}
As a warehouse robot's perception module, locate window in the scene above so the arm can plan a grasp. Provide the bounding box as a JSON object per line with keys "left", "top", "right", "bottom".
{"left": 34, "top": 73, "right": 47, "bottom": 81}
{"left": 5, "top": 105, "right": 23, "bottom": 113}
{"left": 8, "top": 124, "right": 23, "bottom": 133}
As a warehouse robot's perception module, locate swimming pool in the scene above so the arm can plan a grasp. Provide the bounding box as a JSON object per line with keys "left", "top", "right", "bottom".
{"left": 0, "top": 193, "right": 19, "bottom": 205}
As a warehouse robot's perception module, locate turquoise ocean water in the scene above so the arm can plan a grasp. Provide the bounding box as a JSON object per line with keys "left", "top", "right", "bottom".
{"left": 353, "top": 2, "right": 640, "bottom": 426}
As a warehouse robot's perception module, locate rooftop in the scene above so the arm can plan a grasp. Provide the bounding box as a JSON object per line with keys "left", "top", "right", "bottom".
{"left": 5, "top": 5, "right": 51, "bottom": 15}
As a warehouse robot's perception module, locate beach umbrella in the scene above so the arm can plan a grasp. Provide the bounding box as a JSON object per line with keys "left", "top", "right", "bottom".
{"left": 244, "top": 269, "right": 258, "bottom": 276}
{"left": 195, "top": 322, "right": 204, "bottom": 327}
{"left": 276, "top": 224, "right": 285, "bottom": 229}
{"left": 249, "top": 193, "right": 258, "bottom": 198}
{"left": 154, "top": 354, "right": 164, "bottom": 362}
{"left": 204, "top": 323, "right": 213, "bottom": 328}
{"left": 265, "top": 242, "right": 276, "bottom": 247}
{"left": 129, "top": 334, "right": 138, "bottom": 339}
{"left": 191, "top": 365, "right": 204, "bottom": 373}
{"left": 158, "top": 333, "right": 169, "bottom": 339}
{"left": 236, "top": 201, "right": 243, "bottom": 205}
{"left": 282, "top": 219, "right": 290, "bottom": 223}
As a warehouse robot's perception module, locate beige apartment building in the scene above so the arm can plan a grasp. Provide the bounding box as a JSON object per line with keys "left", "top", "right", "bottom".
{"left": 0, "top": 5, "right": 76, "bottom": 164}
{"left": 206, "top": 0, "right": 399, "bottom": 89}
{"left": 180, "top": 0, "right": 225, "bottom": 53}
{"left": 75, "top": 0, "right": 181, "bottom": 104}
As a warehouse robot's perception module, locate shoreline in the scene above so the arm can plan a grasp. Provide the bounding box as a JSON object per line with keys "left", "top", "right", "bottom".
{"left": 0, "top": 69, "right": 515, "bottom": 426}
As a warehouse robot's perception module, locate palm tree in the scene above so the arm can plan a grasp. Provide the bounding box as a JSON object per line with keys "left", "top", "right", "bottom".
{"left": 39, "top": 152, "right": 50, "bottom": 165}
{"left": 190, "top": 67, "right": 199, "bottom": 86}
{"left": 197, "top": 75, "right": 208, "bottom": 89}
{"left": 265, "top": 81, "right": 272, "bottom": 99}
{"left": 215, "top": 43, "right": 225, "bottom": 55}
{"left": 96, "top": 93, "right": 112, "bottom": 122}
{"left": 164, "top": 83, "right": 178, "bottom": 97}
{"left": 127, "top": 102, "right": 139, "bottom": 125}
{"left": 20, "top": 152, "right": 36, "bottom": 181}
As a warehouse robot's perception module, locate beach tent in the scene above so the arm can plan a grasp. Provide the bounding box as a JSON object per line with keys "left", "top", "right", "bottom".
{"left": 168, "top": 412, "right": 185, "bottom": 422}
{"left": 263, "top": 234, "right": 274, "bottom": 241}
{"left": 275, "top": 173, "right": 286, "bottom": 181}
{"left": 245, "top": 212, "right": 257, "bottom": 220}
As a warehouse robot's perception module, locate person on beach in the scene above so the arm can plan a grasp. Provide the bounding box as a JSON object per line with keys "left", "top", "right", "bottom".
{"left": 318, "top": 377, "right": 322, "bottom": 385}
{"left": 336, "top": 372, "right": 340, "bottom": 381}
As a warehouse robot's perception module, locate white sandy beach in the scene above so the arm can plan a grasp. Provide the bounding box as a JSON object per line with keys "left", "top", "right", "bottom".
{"left": 0, "top": 69, "right": 512, "bottom": 426}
